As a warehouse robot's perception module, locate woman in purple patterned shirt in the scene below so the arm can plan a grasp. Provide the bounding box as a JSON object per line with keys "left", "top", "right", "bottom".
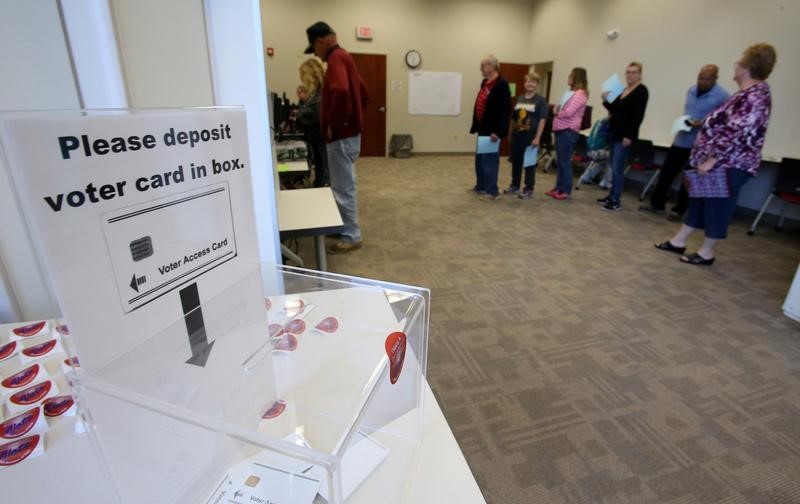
{"left": 655, "top": 43, "right": 776, "bottom": 266}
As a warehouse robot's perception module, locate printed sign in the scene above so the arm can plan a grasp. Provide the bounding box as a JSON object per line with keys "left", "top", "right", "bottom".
{"left": 0, "top": 109, "right": 262, "bottom": 372}
{"left": 101, "top": 182, "right": 238, "bottom": 312}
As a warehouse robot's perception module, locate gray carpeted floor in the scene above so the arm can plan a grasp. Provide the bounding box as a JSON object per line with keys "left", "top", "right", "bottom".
{"left": 283, "top": 155, "right": 800, "bottom": 504}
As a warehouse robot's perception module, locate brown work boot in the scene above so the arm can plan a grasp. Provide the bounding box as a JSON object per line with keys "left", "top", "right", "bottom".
{"left": 327, "top": 241, "right": 363, "bottom": 254}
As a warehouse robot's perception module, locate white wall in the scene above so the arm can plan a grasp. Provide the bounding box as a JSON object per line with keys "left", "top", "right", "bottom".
{"left": 260, "top": 0, "right": 536, "bottom": 153}
{"left": 262, "top": 0, "right": 799, "bottom": 158}
{"left": 0, "top": 0, "right": 79, "bottom": 321}
{"left": 0, "top": 0, "right": 281, "bottom": 322}
{"left": 527, "top": 0, "right": 799, "bottom": 160}
{"left": 205, "top": 0, "right": 282, "bottom": 264}
{"left": 111, "top": 0, "right": 215, "bottom": 107}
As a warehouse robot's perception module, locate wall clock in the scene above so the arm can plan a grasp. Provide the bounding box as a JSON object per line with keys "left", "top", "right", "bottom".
{"left": 405, "top": 50, "right": 421, "bottom": 69}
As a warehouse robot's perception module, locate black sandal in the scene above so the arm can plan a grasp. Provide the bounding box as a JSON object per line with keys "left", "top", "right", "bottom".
{"left": 680, "top": 253, "right": 715, "bottom": 266}
{"left": 655, "top": 241, "right": 686, "bottom": 254}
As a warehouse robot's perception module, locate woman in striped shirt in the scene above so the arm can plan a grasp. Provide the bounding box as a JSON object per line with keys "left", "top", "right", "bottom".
{"left": 547, "top": 67, "right": 589, "bottom": 200}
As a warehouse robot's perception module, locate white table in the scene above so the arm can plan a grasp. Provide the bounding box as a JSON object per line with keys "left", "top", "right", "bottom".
{"left": 0, "top": 319, "right": 485, "bottom": 503}
{"left": 277, "top": 188, "right": 344, "bottom": 271}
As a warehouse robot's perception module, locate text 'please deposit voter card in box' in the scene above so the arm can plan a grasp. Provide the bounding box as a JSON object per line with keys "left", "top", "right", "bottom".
{"left": 101, "top": 182, "right": 238, "bottom": 313}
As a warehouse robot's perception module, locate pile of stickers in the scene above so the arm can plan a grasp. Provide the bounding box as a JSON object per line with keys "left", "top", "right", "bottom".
{"left": 0, "top": 320, "right": 81, "bottom": 469}
{"left": 261, "top": 297, "right": 340, "bottom": 421}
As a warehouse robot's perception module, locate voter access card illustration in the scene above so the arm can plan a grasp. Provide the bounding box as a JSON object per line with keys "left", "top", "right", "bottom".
{"left": 101, "top": 182, "right": 238, "bottom": 313}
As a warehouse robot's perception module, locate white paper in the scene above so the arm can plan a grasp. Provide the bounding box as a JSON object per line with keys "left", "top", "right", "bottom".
{"left": 602, "top": 73, "right": 625, "bottom": 103}
{"left": 206, "top": 461, "right": 321, "bottom": 504}
{"left": 671, "top": 114, "right": 692, "bottom": 137}
{"left": 476, "top": 136, "right": 500, "bottom": 154}
{"left": 559, "top": 89, "right": 575, "bottom": 109}
{"left": 523, "top": 146, "right": 538, "bottom": 168}
{"left": 408, "top": 71, "right": 462, "bottom": 116}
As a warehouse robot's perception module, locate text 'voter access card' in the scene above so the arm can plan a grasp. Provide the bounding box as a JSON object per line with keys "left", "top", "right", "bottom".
{"left": 101, "top": 183, "right": 238, "bottom": 313}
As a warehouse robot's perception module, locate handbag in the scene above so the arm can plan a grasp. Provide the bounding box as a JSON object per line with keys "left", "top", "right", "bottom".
{"left": 684, "top": 167, "right": 730, "bottom": 198}
{"left": 580, "top": 105, "right": 592, "bottom": 130}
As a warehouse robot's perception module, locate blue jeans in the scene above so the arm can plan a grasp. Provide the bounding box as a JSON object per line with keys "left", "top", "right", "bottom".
{"left": 474, "top": 152, "right": 500, "bottom": 195}
{"left": 327, "top": 135, "right": 362, "bottom": 242}
{"left": 684, "top": 169, "right": 750, "bottom": 239}
{"left": 609, "top": 140, "right": 631, "bottom": 203}
{"left": 509, "top": 131, "right": 536, "bottom": 191}
{"left": 554, "top": 129, "right": 579, "bottom": 194}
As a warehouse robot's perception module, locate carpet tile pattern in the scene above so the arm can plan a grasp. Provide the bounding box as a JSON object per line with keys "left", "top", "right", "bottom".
{"left": 282, "top": 155, "right": 800, "bottom": 503}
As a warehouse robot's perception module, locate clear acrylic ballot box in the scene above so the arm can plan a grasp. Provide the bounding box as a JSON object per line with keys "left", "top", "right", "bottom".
{"left": 0, "top": 108, "right": 427, "bottom": 502}
{"left": 2, "top": 264, "right": 429, "bottom": 504}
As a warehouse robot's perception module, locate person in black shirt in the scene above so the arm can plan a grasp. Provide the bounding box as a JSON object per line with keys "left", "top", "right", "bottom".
{"left": 597, "top": 62, "right": 649, "bottom": 211}
{"left": 503, "top": 72, "right": 548, "bottom": 199}
{"left": 469, "top": 55, "right": 512, "bottom": 200}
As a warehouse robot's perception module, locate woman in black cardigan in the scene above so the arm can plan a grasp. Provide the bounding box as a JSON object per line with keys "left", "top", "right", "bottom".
{"left": 597, "top": 62, "right": 649, "bottom": 211}
{"left": 469, "top": 55, "right": 512, "bottom": 200}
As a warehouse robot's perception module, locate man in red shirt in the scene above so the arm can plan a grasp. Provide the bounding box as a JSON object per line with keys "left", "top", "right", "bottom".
{"left": 305, "top": 22, "right": 369, "bottom": 253}
{"left": 470, "top": 55, "right": 511, "bottom": 200}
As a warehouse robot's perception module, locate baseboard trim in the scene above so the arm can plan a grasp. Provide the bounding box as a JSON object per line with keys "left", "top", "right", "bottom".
{"left": 395, "top": 152, "right": 473, "bottom": 157}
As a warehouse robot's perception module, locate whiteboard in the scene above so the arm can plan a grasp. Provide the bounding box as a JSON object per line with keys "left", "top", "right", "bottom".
{"left": 408, "top": 71, "right": 462, "bottom": 116}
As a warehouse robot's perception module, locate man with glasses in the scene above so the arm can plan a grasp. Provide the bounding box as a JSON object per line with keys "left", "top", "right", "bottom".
{"left": 469, "top": 55, "right": 511, "bottom": 201}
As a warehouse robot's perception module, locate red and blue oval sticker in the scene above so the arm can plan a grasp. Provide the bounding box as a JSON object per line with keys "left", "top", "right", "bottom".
{"left": 0, "top": 434, "right": 41, "bottom": 466}
{"left": 12, "top": 321, "right": 46, "bottom": 338}
{"left": 0, "top": 408, "right": 41, "bottom": 439}
{"left": 385, "top": 332, "right": 407, "bottom": 385}
{"left": 1, "top": 364, "right": 41, "bottom": 389}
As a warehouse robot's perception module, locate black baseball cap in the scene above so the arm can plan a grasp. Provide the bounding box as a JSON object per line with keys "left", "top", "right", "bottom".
{"left": 304, "top": 21, "right": 334, "bottom": 54}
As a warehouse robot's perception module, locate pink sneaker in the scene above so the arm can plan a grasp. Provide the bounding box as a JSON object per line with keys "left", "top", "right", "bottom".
{"left": 544, "top": 188, "right": 558, "bottom": 197}
{"left": 552, "top": 191, "right": 570, "bottom": 200}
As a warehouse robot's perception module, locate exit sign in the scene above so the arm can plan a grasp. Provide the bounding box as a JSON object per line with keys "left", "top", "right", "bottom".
{"left": 356, "top": 26, "right": 373, "bottom": 40}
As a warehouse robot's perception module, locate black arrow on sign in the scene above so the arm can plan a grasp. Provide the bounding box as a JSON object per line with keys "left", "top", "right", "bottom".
{"left": 179, "top": 282, "right": 214, "bottom": 367}
{"left": 130, "top": 274, "right": 139, "bottom": 293}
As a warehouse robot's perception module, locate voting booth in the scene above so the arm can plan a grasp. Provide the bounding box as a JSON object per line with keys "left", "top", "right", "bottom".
{"left": 0, "top": 108, "right": 430, "bottom": 503}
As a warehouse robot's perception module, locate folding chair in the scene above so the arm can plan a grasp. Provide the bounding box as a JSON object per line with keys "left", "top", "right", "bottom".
{"left": 748, "top": 157, "right": 800, "bottom": 235}
{"left": 624, "top": 139, "right": 660, "bottom": 201}
{"left": 575, "top": 151, "right": 609, "bottom": 189}
{"left": 538, "top": 105, "right": 556, "bottom": 173}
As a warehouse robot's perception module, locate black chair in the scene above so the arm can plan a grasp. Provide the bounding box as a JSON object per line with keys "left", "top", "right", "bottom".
{"left": 538, "top": 104, "right": 556, "bottom": 173}
{"left": 748, "top": 157, "right": 800, "bottom": 235}
{"left": 624, "top": 139, "right": 660, "bottom": 201}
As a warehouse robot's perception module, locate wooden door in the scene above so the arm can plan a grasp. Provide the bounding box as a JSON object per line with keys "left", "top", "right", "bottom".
{"left": 498, "top": 62, "right": 532, "bottom": 156}
{"left": 350, "top": 53, "right": 386, "bottom": 156}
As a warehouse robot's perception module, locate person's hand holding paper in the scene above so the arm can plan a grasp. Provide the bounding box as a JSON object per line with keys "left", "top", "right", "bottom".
{"left": 523, "top": 146, "right": 538, "bottom": 168}
{"left": 477, "top": 136, "right": 501, "bottom": 154}
{"left": 601, "top": 74, "right": 625, "bottom": 103}
{"left": 670, "top": 115, "right": 692, "bottom": 137}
